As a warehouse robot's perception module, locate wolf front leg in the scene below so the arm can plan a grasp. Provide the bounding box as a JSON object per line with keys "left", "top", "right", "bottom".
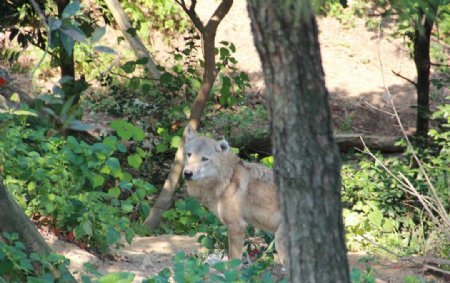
{"left": 227, "top": 223, "right": 246, "bottom": 260}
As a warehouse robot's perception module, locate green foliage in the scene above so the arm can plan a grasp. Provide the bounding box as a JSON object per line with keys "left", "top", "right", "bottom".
{"left": 158, "top": 197, "right": 228, "bottom": 252}
{"left": 96, "top": 272, "right": 135, "bottom": 283}
{"left": 0, "top": 232, "right": 72, "bottom": 283}
{"left": 342, "top": 106, "right": 450, "bottom": 255}
{"left": 121, "top": 0, "right": 189, "bottom": 36}
{"left": 350, "top": 267, "right": 376, "bottom": 283}
{"left": 0, "top": 118, "right": 155, "bottom": 252}
{"left": 215, "top": 41, "right": 251, "bottom": 108}
{"left": 320, "top": 0, "right": 356, "bottom": 28}
{"left": 143, "top": 252, "right": 285, "bottom": 283}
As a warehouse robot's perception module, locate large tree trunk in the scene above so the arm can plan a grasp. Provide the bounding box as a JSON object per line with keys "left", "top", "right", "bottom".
{"left": 247, "top": 1, "right": 350, "bottom": 282}
{"left": 413, "top": 5, "right": 437, "bottom": 137}
{"left": 143, "top": 0, "right": 233, "bottom": 230}
{"left": 0, "top": 178, "right": 76, "bottom": 282}
{"left": 104, "top": 0, "right": 161, "bottom": 79}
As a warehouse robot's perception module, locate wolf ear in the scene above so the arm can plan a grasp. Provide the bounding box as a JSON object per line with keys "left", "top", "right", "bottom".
{"left": 185, "top": 125, "right": 197, "bottom": 141}
{"left": 216, "top": 139, "right": 230, "bottom": 152}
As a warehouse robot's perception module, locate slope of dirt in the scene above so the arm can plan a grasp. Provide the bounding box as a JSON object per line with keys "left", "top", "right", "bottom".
{"left": 41, "top": 227, "right": 201, "bottom": 282}
{"left": 181, "top": 1, "right": 448, "bottom": 136}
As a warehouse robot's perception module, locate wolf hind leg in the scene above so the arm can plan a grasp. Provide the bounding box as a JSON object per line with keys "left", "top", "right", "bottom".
{"left": 275, "top": 224, "right": 288, "bottom": 269}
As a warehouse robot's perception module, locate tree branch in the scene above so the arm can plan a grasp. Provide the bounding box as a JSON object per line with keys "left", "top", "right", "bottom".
{"left": 104, "top": 0, "right": 161, "bottom": 79}
{"left": 143, "top": 0, "right": 233, "bottom": 230}
{"left": 174, "top": 0, "right": 205, "bottom": 33}
{"left": 391, "top": 70, "right": 417, "bottom": 86}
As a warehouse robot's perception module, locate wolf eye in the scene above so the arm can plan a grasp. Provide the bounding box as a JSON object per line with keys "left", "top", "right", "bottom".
{"left": 187, "top": 153, "right": 192, "bottom": 158}
{"left": 201, "top": 157, "right": 208, "bottom": 161}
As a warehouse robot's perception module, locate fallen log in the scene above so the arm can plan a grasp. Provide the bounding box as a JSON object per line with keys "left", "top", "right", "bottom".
{"left": 229, "top": 133, "right": 405, "bottom": 156}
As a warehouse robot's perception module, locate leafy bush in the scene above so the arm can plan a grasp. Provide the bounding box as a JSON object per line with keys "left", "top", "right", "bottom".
{"left": 0, "top": 117, "right": 155, "bottom": 252}
{"left": 0, "top": 232, "right": 72, "bottom": 283}
{"left": 342, "top": 105, "right": 450, "bottom": 256}
{"left": 143, "top": 251, "right": 286, "bottom": 283}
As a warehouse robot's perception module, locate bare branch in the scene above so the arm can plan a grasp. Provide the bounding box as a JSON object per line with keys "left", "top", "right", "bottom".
{"left": 401, "top": 256, "right": 450, "bottom": 266}
{"left": 430, "top": 62, "right": 450, "bottom": 67}
{"left": 375, "top": 17, "right": 450, "bottom": 240}
{"left": 391, "top": 70, "right": 417, "bottom": 86}
{"left": 205, "top": 0, "right": 233, "bottom": 34}
{"left": 423, "top": 264, "right": 450, "bottom": 276}
{"left": 174, "top": 0, "right": 205, "bottom": 33}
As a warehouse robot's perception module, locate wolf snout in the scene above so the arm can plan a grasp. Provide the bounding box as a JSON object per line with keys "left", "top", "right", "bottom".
{"left": 184, "top": 170, "right": 193, "bottom": 180}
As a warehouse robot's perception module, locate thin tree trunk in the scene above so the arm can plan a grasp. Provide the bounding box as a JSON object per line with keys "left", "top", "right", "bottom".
{"left": 104, "top": 0, "right": 161, "bottom": 79}
{"left": 247, "top": 1, "right": 350, "bottom": 282}
{"left": 413, "top": 5, "right": 437, "bottom": 137}
{"left": 56, "top": 0, "right": 79, "bottom": 105}
{"left": 0, "top": 178, "right": 76, "bottom": 282}
{"left": 143, "top": 0, "right": 233, "bottom": 230}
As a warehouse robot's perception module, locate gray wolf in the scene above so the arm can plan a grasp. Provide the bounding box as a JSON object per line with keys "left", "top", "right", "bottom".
{"left": 183, "top": 126, "right": 286, "bottom": 266}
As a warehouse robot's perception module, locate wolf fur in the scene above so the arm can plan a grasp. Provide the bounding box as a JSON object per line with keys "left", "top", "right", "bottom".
{"left": 183, "top": 126, "right": 286, "bottom": 266}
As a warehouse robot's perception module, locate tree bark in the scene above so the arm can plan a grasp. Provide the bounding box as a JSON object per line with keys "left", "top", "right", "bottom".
{"left": 104, "top": 0, "right": 161, "bottom": 79}
{"left": 56, "top": 0, "right": 79, "bottom": 105}
{"left": 413, "top": 4, "right": 438, "bottom": 137}
{"left": 56, "top": 0, "right": 75, "bottom": 80}
{"left": 247, "top": 1, "right": 350, "bottom": 282}
{"left": 143, "top": 0, "right": 233, "bottom": 230}
{"left": 0, "top": 178, "right": 76, "bottom": 282}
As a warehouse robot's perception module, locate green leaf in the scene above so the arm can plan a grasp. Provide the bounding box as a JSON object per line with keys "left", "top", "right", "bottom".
{"left": 135, "top": 57, "right": 149, "bottom": 65}
{"left": 139, "top": 203, "right": 150, "bottom": 217}
{"left": 220, "top": 47, "right": 230, "bottom": 58}
{"left": 125, "top": 229, "right": 135, "bottom": 245}
{"left": 368, "top": 208, "right": 383, "bottom": 227}
{"left": 93, "top": 45, "right": 117, "bottom": 54}
{"left": 229, "top": 43, "right": 236, "bottom": 53}
{"left": 92, "top": 174, "right": 105, "bottom": 188}
{"left": 81, "top": 220, "right": 93, "bottom": 236}
{"left": 11, "top": 110, "right": 38, "bottom": 117}
{"left": 119, "top": 181, "right": 133, "bottom": 190}
{"left": 106, "top": 157, "right": 122, "bottom": 177}
{"left": 10, "top": 93, "right": 20, "bottom": 103}
{"left": 122, "top": 203, "right": 134, "bottom": 213}
{"left": 98, "top": 272, "right": 135, "bottom": 283}
{"left": 60, "top": 32, "right": 75, "bottom": 55}
{"left": 170, "top": 136, "right": 181, "bottom": 149}
{"left": 155, "top": 143, "right": 168, "bottom": 153}
{"left": 62, "top": 0, "right": 80, "bottom": 18}
{"left": 48, "top": 17, "right": 62, "bottom": 31}
{"left": 91, "top": 26, "right": 106, "bottom": 43}
{"left": 60, "top": 25, "right": 87, "bottom": 42}
{"left": 110, "top": 120, "right": 134, "bottom": 140}
{"left": 160, "top": 72, "right": 172, "bottom": 85}
{"left": 108, "top": 187, "right": 121, "bottom": 198}
{"left": 67, "top": 120, "right": 94, "bottom": 132}
{"left": 131, "top": 126, "right": 145, "bottom": 141}
{"left": 121, "top": 61, "right": 136, "bottom": 74}
{"left": 106, "top": 228, "right": 121, "bottom": 245}
{"left": 127, "top": 154, "right": 142, "bottom": 170}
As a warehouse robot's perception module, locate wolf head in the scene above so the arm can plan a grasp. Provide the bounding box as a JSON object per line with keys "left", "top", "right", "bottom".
{"left": 183, "top": 126, "right": 230, "bottom": 181}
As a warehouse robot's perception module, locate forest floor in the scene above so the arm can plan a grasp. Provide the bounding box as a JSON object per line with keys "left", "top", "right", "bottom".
{"left": 2, "top": 0, "right": 449, "bottom": 282}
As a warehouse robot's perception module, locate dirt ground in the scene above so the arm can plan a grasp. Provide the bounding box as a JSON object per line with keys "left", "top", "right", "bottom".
{"left": 42, "top": 227, "right": 447, "bottom": 282}
{"left": 2, "top": 0, "right": 448, "bottom": 282}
